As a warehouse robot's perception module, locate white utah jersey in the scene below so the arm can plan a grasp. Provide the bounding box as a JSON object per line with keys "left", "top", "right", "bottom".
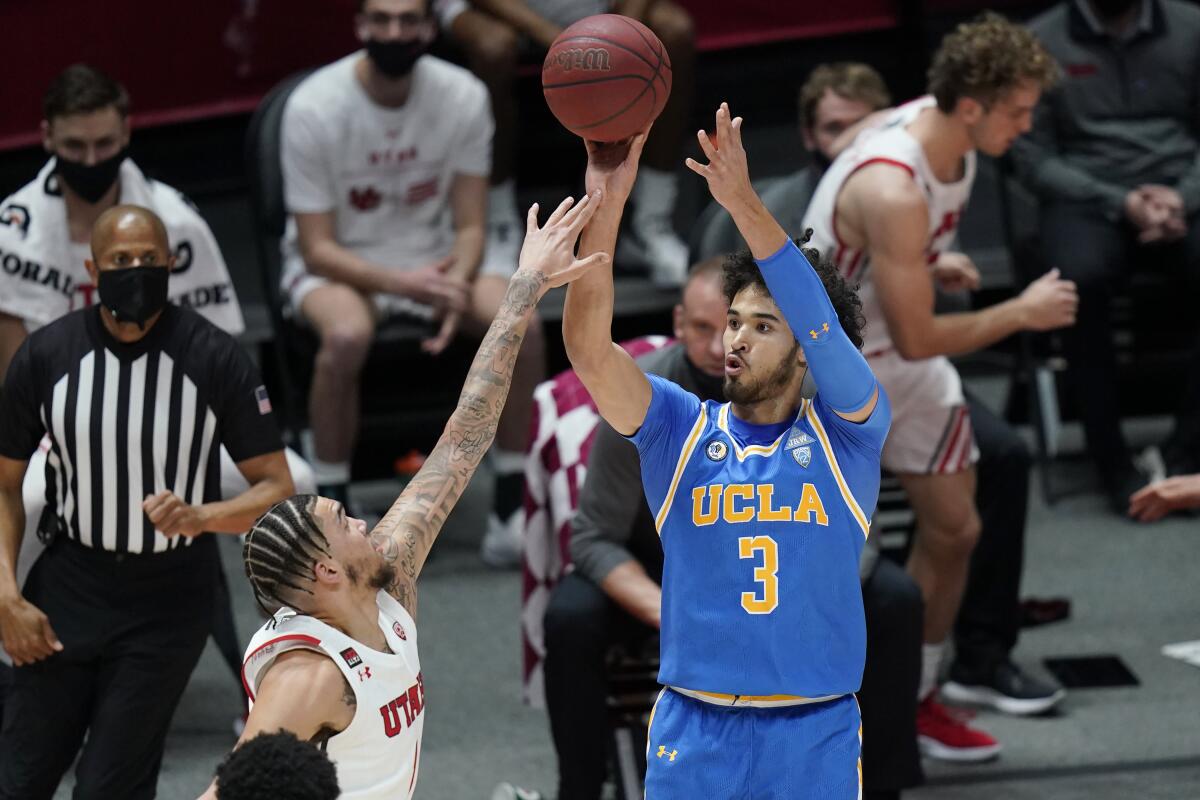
{"left": 242, "top": 591, "right": 425, "bottom": 800}
{"left": 802, "top": 96, "right": 976, "bottom": 355}
{"left": 278, "top": 51, "right": 492, "bottom": 319}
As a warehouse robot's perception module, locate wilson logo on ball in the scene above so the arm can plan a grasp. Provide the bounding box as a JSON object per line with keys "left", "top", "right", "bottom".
{"left": 544, "top": 47, "right": 612, "bottom": 73}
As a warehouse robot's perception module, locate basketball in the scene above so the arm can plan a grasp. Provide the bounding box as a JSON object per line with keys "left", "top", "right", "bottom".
{"left": 542, "top": 14, "right": 672, "bottom": 143}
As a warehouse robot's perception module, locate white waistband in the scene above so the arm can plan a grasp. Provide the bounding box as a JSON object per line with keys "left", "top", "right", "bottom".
{"left": 669, "top": 686, "right": 844, "bottom": 708}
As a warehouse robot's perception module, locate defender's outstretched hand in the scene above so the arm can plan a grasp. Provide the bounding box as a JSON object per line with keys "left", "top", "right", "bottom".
{"left": 516, "top": 191, "right": 610, "bottom": 296}
{"left": 685, "top": 102, "right": 756, "bottom": 213}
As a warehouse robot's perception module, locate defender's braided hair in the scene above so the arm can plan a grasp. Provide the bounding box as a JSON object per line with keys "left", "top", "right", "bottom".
{"left": 243, "top": 494, "right": 333, "bottom": 614}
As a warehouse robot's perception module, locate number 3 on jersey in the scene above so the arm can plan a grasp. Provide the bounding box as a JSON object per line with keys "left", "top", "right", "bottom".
{"left": 738, "top": 536, "right": 779, "bottom": 614}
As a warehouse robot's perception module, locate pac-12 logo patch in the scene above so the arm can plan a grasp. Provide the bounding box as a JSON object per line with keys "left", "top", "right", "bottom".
{"left": 792, "top": 446, "right": 812, "bottom": 468}
{"left": 705, "top": 439, "right": 728, "bottom": 462}
{"left": 340, "top": 647, "right": 362, "bottom": 668}
{"left": 392, "top": 621, "right": 407, "bottom": 641}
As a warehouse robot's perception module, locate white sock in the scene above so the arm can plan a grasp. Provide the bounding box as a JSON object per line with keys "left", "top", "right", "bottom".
{"left": 919, "top": 641, "right": 946, "bottom": 701}
{"left": 300, "top": 429, "right": 351, "bottom": 485}
{"left": 488, "top": 180, "right": 520, "bottom": 224}
{"left": 631, "top": 167, "right": 678, "bottom": 228}
{"left": 489, "top": 446, "right": 525, "bottom": 476}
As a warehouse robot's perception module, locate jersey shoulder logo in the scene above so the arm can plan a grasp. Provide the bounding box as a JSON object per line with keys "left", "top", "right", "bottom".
{"left": 792, "top": 446, "right": 812, "bottom": 468}
{"left": 392, "top": 621, "right": 407, "bottom": 641}
{"left": 340, "top": 647, "right": 363, "bottom": 668}
{"left": 705, "top": 439, "right": 728, "bottom": 462}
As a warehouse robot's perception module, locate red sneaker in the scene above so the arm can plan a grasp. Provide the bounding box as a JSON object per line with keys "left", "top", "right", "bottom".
{"left": 916, "top": 695, "right": 1002, "bottom": 762}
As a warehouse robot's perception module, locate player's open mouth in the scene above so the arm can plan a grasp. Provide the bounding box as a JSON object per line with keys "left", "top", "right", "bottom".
{"left": 725, "top": 355, "right": 744, "bottom": 377}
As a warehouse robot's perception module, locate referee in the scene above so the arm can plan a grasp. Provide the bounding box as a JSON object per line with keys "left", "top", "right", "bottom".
{"left": 0, "top": 205, "right": 294, "bottom": 799}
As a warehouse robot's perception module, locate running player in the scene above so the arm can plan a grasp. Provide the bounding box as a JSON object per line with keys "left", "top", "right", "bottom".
{"left": 801, "top": 13, "right": 1073, "bottom": 758}
{"left": 563, "top": 104, "right": 889, "bottom": 797}
{"left": 198, "top": 192, "right": 607, "bottom": 800}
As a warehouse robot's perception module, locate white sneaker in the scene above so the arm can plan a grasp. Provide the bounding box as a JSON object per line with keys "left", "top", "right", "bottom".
{"left": 480, "top": 511, "right": 523, "bottom": 569}
{"left": 629, "top": 217, "right": 689, "bottom": 288}
{"left": 490, "top": 783, "right": 543, "bottom": 800}
{"left": 481, "top": 216, "right": 523, "bottom": 277}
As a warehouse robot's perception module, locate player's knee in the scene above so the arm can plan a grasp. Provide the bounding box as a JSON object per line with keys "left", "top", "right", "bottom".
{"left": 648, "top": 3, "right": 694, "bottom": 51}
{"left": 947, "top": 508, "right": 982, "bottom": 557}
{"left": 317, "top": 323, "right": 373, "bottom": 373}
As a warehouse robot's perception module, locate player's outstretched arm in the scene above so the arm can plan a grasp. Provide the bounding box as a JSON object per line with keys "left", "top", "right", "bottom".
{"left": 368, "top": 194, "right": 608, "bottom": 609}
{"left": 688, "top": 103, "right": 879, "bottom": 422}
{"left": 562, "top": 134, "right": 654, "bottom": 436}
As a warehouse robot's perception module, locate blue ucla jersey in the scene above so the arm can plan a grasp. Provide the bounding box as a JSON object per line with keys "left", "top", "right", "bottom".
{"left": 630, "top": 375, "right": 890, "bottom": 698}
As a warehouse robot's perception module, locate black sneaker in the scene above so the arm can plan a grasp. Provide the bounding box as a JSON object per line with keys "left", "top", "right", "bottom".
{"left": 942, "top": 660, "right": 1065, "bottom": 716}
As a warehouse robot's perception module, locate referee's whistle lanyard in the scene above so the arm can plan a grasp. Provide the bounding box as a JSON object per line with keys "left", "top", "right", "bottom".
{"left": 97, "top": 267, "right": 169, "bottom": 330}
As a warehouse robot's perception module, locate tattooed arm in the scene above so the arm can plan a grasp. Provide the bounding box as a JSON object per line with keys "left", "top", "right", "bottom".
{"left": 370, "top": 192, "right": 608, "bottom": 616}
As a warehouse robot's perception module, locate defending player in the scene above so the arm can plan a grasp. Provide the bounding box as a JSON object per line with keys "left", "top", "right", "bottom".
{"left": 197, "top": 192, "right": 607, "bottom": 800}
{"left": 562, "top": 104, "right": 889, "bottom": 797}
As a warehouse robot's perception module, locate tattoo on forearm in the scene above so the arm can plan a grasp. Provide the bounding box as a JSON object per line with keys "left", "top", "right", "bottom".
{"left": 371, "top": 271, "right": 545, "bottom": 612}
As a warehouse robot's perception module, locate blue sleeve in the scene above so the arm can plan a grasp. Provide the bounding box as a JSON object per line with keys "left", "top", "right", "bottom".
{"left": 812, "top": 386, "right": 891, "bottom": 523}
{"left": 757, "top": 239, "right": 878, "bottom": 413}
{"left": 625, "top": 375, "right": 704, "bottom": 507}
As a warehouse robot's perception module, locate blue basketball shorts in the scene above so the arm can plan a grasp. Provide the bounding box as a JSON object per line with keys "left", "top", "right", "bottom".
{"left": 645, "top": 689, "right": 862, "bottom": 799}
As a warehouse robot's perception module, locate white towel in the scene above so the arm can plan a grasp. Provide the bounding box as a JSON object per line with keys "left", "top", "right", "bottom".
{"left": 0, "top": 158, "right": 244, "bottom": 335}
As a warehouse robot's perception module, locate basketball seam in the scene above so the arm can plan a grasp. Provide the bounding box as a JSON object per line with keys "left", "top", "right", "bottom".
{"left": 615, "top": 16, "right": 671, "bottom": 92}
{"left": 561, "top": 78, "right": 658, "bottom": 133}
{"left": 543, "top": 74, "right": 652, "bottom": 90}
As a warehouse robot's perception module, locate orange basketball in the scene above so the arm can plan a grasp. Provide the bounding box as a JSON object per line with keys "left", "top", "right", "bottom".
{"left": 542, "top": 14, "right": 672, "bottom": 143}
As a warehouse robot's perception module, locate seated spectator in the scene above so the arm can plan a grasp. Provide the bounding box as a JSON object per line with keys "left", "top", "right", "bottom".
{"left": 0, "top": 65, "right": 314, "bottom": 687}
{"left": 501, "top": 258, "right": 923, "bottom": 800}
{"left": 215, "top": 731, "right": 339, "bottom": 800}
{"left": 693, "top": 61, "right": 890, "bottom": 261}
{"left": 282, "top": 0, "right": 544, "bottom": 566}
{"left": 439, "top": 0, "right": 695, "bottom": 286}
{"left": 1013, "top": 0, "right": 1200, "bottom": 513}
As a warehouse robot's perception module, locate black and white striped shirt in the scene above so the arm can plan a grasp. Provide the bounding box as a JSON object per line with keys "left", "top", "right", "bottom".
{"left": 0, "top": 305, "right": 283, "bottom": 554}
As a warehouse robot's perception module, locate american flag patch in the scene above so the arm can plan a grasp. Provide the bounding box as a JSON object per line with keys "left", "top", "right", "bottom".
{"left": 255, "top": 385, "right": 272, "bottom": 415}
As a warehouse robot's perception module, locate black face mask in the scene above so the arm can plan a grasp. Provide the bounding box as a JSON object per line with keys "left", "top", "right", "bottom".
{"left": 1091, "top": 0, "right": 1139, "bottom": 18}
{"left": 97, "top": 266, "right": 169, "bottom": 330}
{"left": 56, "top": 147, "right": 127, "bottom": 204}
{"left": 366, "top": 37, "right": 428, "bottom": 79}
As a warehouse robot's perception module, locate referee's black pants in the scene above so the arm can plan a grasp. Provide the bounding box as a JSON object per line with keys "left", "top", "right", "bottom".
{"left": 544, "top": 567, "right": 926, "bottom": 799}
{"left": 0, "top": 535, "right": 216, "bottom": 800}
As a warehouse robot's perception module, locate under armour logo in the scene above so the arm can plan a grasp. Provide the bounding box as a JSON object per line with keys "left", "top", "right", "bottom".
{"left": 358, "top": 666, "right": 372, "bottom": 682}
{"left": 656, "top": 745, "right": 678, "bottom": 761}
{"left": 809, "top": 322, "right": 830, "bottom": 340}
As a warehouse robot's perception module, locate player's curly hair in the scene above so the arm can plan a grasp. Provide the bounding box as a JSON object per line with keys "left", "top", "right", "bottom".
{"left": 243, "top": 494, "right": 332, "bottom": 614}
{"left": 215, "top": 731, "right": 339, "bottom": 800}
{"left": 927, "top": 12, "right": 1058, "bottom": 113}
{"left": 722, "top": 231, "right": 866, "bottom": 350}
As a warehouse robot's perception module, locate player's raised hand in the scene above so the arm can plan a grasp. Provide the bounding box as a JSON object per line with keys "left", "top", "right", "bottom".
{"left": 515, "top": 192, "right": 610, "bottom": 296}
{"left": 1017, "top": 268, "right": 1078, "bottom": 331}
{"left": 686, "top": 102, "right": 755, "bottom": 213}
{"left": 583, "top": 129, "right": 650, "bottom": 205}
